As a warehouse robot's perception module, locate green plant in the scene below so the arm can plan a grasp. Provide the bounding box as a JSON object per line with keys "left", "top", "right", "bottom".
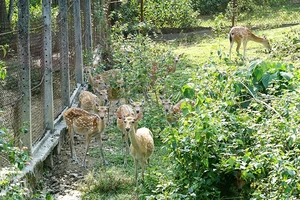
{"left": 0, "top": 126, "right": 31, "bottom": 199}
{"left": 150, "top": 56, "right": 300, "bottom": 199}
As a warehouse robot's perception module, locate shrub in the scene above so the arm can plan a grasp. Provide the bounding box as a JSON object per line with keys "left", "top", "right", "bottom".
{"left": 151, "top": 59, "right": 300, "bottom": 199}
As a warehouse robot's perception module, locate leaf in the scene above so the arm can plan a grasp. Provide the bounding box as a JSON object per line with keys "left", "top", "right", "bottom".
{"left": 227, "top": 156, "right": 236, "bottom": 167}
{"left": 279, "top": 72, "right": 294, "bottom": 80}
{"left": 182, "top": 83, "right": 195, "bottom": 99}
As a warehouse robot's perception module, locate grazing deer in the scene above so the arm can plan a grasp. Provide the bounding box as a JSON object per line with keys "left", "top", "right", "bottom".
{"left": 229, "top": 26, "right": 271, "bottom": 59}
{"left": 122, "top": 115, "right": 154, "bottom": 185}
{"left": 78, "top": 91, "right": 108, "bottom": 114}
{"left": 63, "top": 106, "right": 109, "bottom": 168}
{"left": 116, "top": 101, "right": 144, "bottom": 164}
{"left": 160, "top": 95, "right": 195, "bottom": 124}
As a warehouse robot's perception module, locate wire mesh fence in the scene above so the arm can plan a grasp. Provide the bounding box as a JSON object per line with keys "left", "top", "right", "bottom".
{"left": 0, "top": 0, "right": 96, "bottom": 166}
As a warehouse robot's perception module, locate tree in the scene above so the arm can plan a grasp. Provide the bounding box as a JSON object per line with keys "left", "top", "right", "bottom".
{"left": 0, "top": 0, "right": 10, "bottom": 34}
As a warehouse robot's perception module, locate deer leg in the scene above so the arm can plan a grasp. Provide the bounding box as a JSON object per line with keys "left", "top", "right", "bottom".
{"left": 243, "top": 41, "right": 248, "bottom": 58}
{"left": 97, "top": 132, "right": 109, "bottom": 166}
{"left": 122, "top": 131, "right": 129, "bottom": 165}
{"left": 134, "top": 158, "right": 139, "bottom": 186}
{"left": 82, "top": 135, "right": 92, "bottom": 168}
{"left": 141, "top": 159, "right": 146, "bottom": 184}
{"left": 229, "top": 41, "right": 234, "bottom": 59}
{"left": 69, "top": 128, "right": 78, "bottom": 164}
{"left": 236, "top": 41, "right": 241, "bottom": 55}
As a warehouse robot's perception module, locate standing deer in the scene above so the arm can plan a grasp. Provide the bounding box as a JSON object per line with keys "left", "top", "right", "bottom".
{"left": 116, "top": 100, "right": 144, "bottom": 164}
{"left": 229, "top": 26, "right": 271, "bottom": 59}
{"left": 63, "top": 105, "right": 109, "bottom": 168}
{"left": 160, "top": 95, "right": 195, "bottom": 124}
{"left": 121, "top": 115, "right": 154, "bottom": 185}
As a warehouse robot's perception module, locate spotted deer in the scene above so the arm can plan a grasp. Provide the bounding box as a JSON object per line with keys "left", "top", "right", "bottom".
{"left": 229, "top": 26, "right": 271, "bottom": 59}
{"left": 78, "top": 91, "right": 108, "bottom": 114}
{"left": 116, "top": 100, "right": 144, "bottom": 165}
{"left": 121, "top": 115, "right": 154, "bottom": 185}
{"left": 160, "top": 95, "right": 195, "bottom": 124}
{"left": 63, "top": 106, "right": 109, "bottom": 168}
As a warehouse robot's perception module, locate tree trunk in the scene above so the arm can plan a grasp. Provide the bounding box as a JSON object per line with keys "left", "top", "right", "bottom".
{"left": 8, "top": 0, "right": 14, "bottom": 23}
{"left": 0, "top": 0, "right": 11, "bottom": 34}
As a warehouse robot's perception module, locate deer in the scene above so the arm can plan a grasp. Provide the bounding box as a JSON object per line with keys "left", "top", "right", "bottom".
{"left": 150, "top": 53, "right": 184, "bottom": 82}
{"left": 63, "top": 105, "right": 109, "bottom": 168}
{"left": 78, "top": 91, "right": 108, "bottom": 113}
{"left": 160, "top": 95, "right": 195, "bottom": 125}
{"left": 116, "top": 99, "right": 144, "bottom": 165}
{"left": 85, "top": 66, "right": 107, "bottom": 91}
{"left": 121, "top": 115, "right": 154, "bottom": 185}
{"left": 229, "top": 26, "right": 271, "bottom": 59}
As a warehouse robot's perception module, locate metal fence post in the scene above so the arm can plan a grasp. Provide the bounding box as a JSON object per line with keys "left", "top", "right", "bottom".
{"left": 18, "top": 0, "right": 32, "bottom": 152}
{"left": 74, "top": 0, "right": 84, "bottom": 84}
{"left": 59, "top": 0, "right": 70, "bottom": 107}
{"left": 43, "top": 0, "right": 54, "bottom": 131}
{"left": 84, "top": 0, "right": 93, "bottom": 51}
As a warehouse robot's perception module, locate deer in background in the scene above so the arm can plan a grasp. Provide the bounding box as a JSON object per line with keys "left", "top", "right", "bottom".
{"left": 229, "top": 26, "right": 271, "bottom": 59}
{"left": 63, "top": 105, "right": 109, "bottom": 168}
{"left": 85, "top": 66, "right": 107, "bottom": 92}
{"left": 150, "top": 53, "right": 184, "bottom": 82}
{"left": 160, "top": 95, "right": 195, "bottom": 125}
{"left": 78, "top": 91, "right": 108, "bottom": 113}
{"left": 121, "top": 115, "right": 154, "bottom": 185}
{"left": 116, "top": 100, "right": 144, "bottom": 165}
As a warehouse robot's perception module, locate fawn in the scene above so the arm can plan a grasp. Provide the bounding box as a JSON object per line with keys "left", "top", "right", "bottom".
{"left": 63, "top": 105, "right": 109, "bottom": 168}
{"left": 229, "top": 26, "right": 271, "bottom": 58}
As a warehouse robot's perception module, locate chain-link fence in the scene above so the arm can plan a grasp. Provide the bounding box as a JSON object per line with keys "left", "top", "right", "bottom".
{"left": 0, "top": 0, "right": 106, "bottom": 169}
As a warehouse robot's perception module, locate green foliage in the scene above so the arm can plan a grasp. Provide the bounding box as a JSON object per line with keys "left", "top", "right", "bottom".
{"left": 191, "top": 0, "right": 230, "bottom": 15}
{"left": 111, "top": 0, "right": 199, "bottom": 34}
{"left": 0, "top": 126, "right": 31, "bottom": 199}
{"left": 144, "top": 0, "right": 199, "bottom": 29}
{"left": 150, "top": 58, "right": 300, "bottom": 199}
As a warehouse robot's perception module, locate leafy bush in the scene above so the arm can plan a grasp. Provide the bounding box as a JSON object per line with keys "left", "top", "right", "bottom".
{"left": 111, "top": 0, "right": 199, "bottom": 35}
{"left": 150, "top": 59, "right": 300, "bottom": 199}
{"left": 144, "top": 0, "right": 199, "bottom": 29}
{"left": 191, "top": 0, "right": 230, "bottom": 15}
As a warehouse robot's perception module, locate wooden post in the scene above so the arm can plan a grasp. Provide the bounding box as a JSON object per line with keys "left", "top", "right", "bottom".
{"left": 59, "top": 0, "right": 70, "bottom": 108}
{"left": 231, "top": 0, "right": 236, "bottom": 27}
{"left": 43, "top": 0, "right": 54, "bottom": 131}
{"left": 84, "top": 0, "right": 93, "bottom": 51}
{"left": 73, "top": 0, "right": 84, "bottom": 84}
{"left": 140, "top": 0, "right": 144, "bottom": 22}
{"left": 18, "top": 0, "right": 32, "bottom": 153}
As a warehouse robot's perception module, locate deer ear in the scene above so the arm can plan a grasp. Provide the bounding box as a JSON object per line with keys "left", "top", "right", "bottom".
{"left": 141, "top": 100, "right": 145, "bottom": 104}
{"left": 94, "top": 100, "right": 99, "bottom": 107}
{"left": 129, "top": 98, "right": 134, "bottom": 104}
{"left": 263, "top": 35, "right": 267, "bottom": 39}
{"left": 169, "top": 95, "right": 173, "bottom": 100}
{"left": 159, "top": 96, "right": 163, "bottom": 100}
